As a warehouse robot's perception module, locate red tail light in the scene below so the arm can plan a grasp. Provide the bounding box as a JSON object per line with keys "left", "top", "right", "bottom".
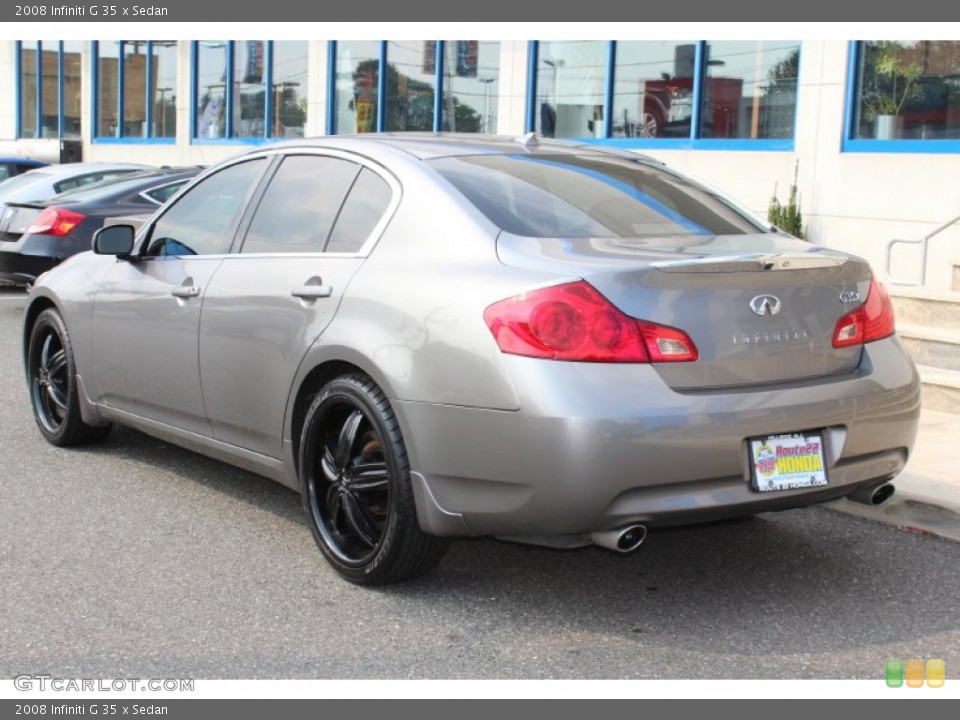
{"left": 27, "top": 207, "right": 87, "bottom": 237}
{"left": 483, "top": 281, "right": 698, "bottom": 363}
{"left": 832, "top": 276, "right": 896, "bottom": 348}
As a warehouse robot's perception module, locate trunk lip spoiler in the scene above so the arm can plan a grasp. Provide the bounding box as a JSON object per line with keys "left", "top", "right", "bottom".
{"left": 652, "top": 253, "right": 848, "bottom": 273}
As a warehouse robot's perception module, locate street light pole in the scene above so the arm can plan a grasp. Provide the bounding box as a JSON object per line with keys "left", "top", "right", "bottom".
{"left": 479, "top": 76, "right": 494, "bottom": 133}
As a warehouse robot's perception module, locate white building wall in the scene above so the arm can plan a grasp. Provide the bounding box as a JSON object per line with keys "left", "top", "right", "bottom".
{"left": 2, "top": 39, "right": 958, "bottom": 291}
{"left": 0, "top": 42, "right": 16, "bottom": 139}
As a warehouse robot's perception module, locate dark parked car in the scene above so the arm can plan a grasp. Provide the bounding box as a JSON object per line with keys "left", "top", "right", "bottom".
{"left": 0, "top": 167, "right": 200, "bottom": 285}
{"left": 23, "top": 135, "right": 920, "bottom": 585}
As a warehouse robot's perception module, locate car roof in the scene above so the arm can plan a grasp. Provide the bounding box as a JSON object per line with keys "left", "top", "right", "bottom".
{"left": 15, "top": 161, "right": 150, "bottom": 179}
{"left": 0, "top": 157, "right": 48, "bottom": 167}
{"left": 246, "top": 133, "right": 661, "bottom": 165}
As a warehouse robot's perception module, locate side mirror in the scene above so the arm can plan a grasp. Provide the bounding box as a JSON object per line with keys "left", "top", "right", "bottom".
{"left": 93, "top": 225, "right": 136, "bottom": 257}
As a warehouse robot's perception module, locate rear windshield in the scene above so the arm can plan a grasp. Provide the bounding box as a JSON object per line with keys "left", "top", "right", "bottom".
{"left": 429, "top": 153, "right": 765, "bottom": 238}
{"left": 0, "top": 171, "right": 53, "bottom": 199}
{"left": 51, "top": 172, "right": 177, "bottom": 203}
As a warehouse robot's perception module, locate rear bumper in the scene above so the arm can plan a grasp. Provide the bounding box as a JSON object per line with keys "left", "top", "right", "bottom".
{"left": 397, "top": 337, "right": 921, "bottom": 541}
{"left": 0, "top": 245, "right": 59, "bottom": 284}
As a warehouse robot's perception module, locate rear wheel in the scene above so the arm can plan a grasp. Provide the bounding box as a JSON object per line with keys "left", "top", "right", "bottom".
{"left": 26, "top": 308, "right": 110, "bottom": 447}
{"left": 299, "top": 373, "right": 449, "bottom": 584}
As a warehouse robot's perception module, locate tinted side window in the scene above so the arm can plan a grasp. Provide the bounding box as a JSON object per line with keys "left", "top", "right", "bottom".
{"left": 325, "top": 169, "right": 392, "bottom": 254}
{"left": 144, "top": 180, "right": 189, "bottom": 204}
{"left": 241, "top": 155, "right": 360, "bottom": 254}
{"left": 146, "top": 159, "right": 266, "bottom": 257}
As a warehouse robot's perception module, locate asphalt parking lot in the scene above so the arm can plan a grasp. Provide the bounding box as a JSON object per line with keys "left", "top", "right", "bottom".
{"left": 2, "top": 286, "right": 959, "bottom": 680}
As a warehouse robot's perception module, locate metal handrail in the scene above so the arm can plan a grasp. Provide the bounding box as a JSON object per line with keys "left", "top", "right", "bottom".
{"left": 886, "top": 213, "right": 960, "bottom": 286}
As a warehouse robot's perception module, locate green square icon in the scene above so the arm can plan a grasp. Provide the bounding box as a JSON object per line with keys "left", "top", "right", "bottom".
{"left": 886, "top": 659, "right": 904, "bottom": 688}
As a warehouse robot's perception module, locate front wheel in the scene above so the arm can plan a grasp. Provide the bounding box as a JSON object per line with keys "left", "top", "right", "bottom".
{"left": 26, "top": 308, "right": 110, "bottom": 447}
{"left": 299, "top": 374, "right": 449, "bottom": 585}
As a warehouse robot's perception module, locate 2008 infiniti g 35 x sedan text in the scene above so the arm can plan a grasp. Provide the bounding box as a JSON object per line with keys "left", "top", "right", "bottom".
{"left": 22, "top": 135, "right": 920, "bottom": 584}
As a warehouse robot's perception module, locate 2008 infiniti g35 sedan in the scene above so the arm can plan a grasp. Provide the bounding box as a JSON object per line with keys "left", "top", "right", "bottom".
{"left": 22, "top": 135, "right": 921, "bottom": 584}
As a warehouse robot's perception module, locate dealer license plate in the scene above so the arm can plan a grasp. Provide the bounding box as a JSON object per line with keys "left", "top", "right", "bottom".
{"left": 748, "top": 432, "right": 828, "bottom": 493}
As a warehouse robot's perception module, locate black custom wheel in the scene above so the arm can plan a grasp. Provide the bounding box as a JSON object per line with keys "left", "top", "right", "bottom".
{"left": 26, "top": 308, "right": 110, "bottom": 447}
{"left": 299, "top": 373, "right": 449, "bottom": 584}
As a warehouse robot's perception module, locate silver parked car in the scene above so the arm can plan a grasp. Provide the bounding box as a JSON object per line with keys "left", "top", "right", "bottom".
{"left": 22, "top": 135, "right": 920, "bottom": 584}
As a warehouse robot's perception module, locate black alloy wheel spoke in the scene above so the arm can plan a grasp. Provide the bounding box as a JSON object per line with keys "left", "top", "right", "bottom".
{"left": 45, "top": 383, "right": 68, "bottom": 412}
{"left": 320, "top": 442, "right": 340, "bottom": 484}
{"left": 340, "top": 491, "right": 379, "bottom": 548}
{"left": 345, "top": 462, "right": 389, "bottom": 493}
{"left": 46, "top": 348, "right": 67, "bottom": 379}
{"left": 40, "top": 333, "right": 53, "bottom": 371}
{"left": 335, "top": 410, "right": 364, "bottom": 470}
{"left": 325, "top": 484, "right": 344, "bottom": 524}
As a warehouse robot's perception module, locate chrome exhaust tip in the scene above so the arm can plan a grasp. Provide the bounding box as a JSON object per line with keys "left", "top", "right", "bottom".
{"left": 848, "top": 482, "right": 896, "bottom": 507}
{"left": 591, "top": 524, "right": 648, "bottom": 553}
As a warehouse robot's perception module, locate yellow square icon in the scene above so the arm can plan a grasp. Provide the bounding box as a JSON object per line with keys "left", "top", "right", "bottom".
{"left": 927, "top": 659, "right": 945, "bottom": 688}
{"left": 905, "top": 658, "right": 925, "bottom": 688}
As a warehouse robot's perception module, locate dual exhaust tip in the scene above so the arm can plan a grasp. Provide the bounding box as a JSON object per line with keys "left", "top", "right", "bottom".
{"left": 590, "top": 483, "right": 895, "bottom": 553}
{"left": 848, "top": 482, "right": 896, "bottom": 507}
{"left": 591, "top": 524, "right": 647, "bottom": 554}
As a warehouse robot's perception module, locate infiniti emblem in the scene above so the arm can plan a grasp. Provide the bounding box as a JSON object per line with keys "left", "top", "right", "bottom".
{"left": 749, "top": 294, "right": 782, "bottom": 316}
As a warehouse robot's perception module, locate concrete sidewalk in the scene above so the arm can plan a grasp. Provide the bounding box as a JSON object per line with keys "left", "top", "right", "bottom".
{"left": 830, "top": 408, "right": 960, "bottom": 542}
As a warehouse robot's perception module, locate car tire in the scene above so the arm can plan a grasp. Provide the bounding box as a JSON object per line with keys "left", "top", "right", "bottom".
{"left": 27, "top": 308, "right": 110, "bottom": 447}
{"left": 299, "top": 373, "right": 449, "bottom": 585}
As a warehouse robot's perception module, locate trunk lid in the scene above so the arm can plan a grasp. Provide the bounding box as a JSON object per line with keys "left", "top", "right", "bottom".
{"left": 497, "top": 232, "right": 872, "bottom": 389}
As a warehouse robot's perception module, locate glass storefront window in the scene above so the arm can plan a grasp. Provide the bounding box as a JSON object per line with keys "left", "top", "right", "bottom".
{"left": 97, "top": 42, "right": 120, "bottom": 137}
{"left": 854, "top": 41, "right": 960, "bottom": 140}
{"left": 19, "top": 44, "right": 38, "bottom": 138}
{"left": 123, "top": 42, "right": 148, "bottom": 137}
{"left": 39, "top": 42, "right": 60, "bottom": 138}
{"left": 271, "top": 41, "right": 308, "bottom": 138}
{"left": 232, "top": 41, "right": 266, "bottom": 138}
{"left": 196, "top": 41, "right": 228, "bottom": 139}
{"left": 335, "top": 41, "right": 380, "bottom": 134}
{"left": 62, "top": 41, "right": 83, "bottom": 139}
{"left": 19, "top": 41, "right": 84, "bottom": 139}
{"left": 386, "top": 41, "right": 436, "bottom": 132}
{"left": 699, "top": 41, "right": 799, "bottom": 140}
{"left": 536, "top": 41, "right": 606, "bottom": 139}
{"left": 150, "top": 41, "right": 178, "bottom": 138}
{"left": 612, "top": 41, "right": 695, "bottom": 139}
{"left": 441, "top": 41, "right": 499, "bottom": 133}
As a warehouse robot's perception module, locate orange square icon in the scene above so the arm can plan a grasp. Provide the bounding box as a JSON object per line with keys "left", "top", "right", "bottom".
{"left": 905, "top": 658, "right": 925, "bottom": 688}
{"left": 927, "top": 659, "right": 945, "bottom": 688}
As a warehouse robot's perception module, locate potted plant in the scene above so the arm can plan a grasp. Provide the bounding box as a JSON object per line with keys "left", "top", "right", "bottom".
{"left": 861, "top": 41, "right": 924, "bottom": 139}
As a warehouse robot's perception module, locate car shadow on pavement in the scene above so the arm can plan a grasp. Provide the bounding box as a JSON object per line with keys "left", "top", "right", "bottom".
{"left": 67, "top": 424, "right": 960, "bottom": 667}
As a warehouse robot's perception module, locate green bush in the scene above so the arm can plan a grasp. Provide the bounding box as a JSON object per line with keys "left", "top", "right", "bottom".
{"left": 768, "top": 162, "right": 805, "bottom": 240}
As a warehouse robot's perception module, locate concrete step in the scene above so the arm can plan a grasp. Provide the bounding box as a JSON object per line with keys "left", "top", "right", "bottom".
{"left": 917, "top": 364, "right": 960, "bottom": 414}
{"left": 889, "top": 288, "right": 960, "bottom": 330}
{"left": 898, "top": 323, "right": 960, "bottom": 372}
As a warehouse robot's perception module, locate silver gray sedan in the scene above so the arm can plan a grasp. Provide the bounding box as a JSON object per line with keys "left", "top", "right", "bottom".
{"left": 22, "top": 135, "right": 921, "bottom": 584}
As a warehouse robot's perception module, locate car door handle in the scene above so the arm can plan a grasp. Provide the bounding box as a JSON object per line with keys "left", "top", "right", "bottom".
{"left": 291, "top": 285, "right": 333, "bottom": 299}
{"left": 171, "top": 285, "right": 201, "bottom": 299}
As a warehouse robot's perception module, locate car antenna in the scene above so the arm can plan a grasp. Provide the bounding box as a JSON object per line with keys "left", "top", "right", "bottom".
{"left": 514, "top": 132, "right": 539, "bottom": 149}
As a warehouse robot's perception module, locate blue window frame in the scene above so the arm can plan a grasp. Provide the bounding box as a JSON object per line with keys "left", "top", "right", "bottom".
{"left": 190, "top": 40, "right": 308, "bottom": 144}
{"left": 16, "top": 41, "right": 82, "bottom": 139}
{"left": 92, "top": 40, "right": 178, "bottom": 143}
{"left": 526, "top": 40, "right": 799, "bottom": 151}
{"left": 328, "top": 40, "right": 500, "bottom": 135}
{"left": 843, "top": 41, "right": 960, "bottom": 154}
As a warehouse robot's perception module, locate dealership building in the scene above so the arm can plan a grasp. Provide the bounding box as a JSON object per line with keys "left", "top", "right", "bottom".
{"left": 1, "top": 38, "right": 959, "bottom": 404}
